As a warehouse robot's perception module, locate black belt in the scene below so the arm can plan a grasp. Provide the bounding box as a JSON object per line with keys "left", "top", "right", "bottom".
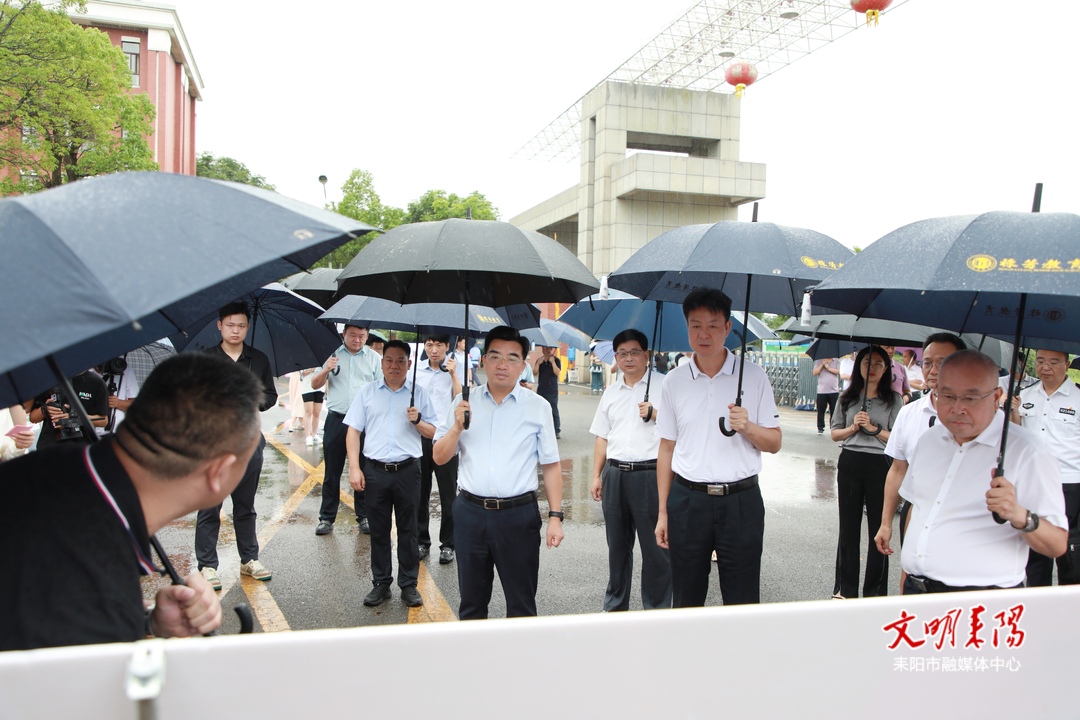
{"left": 608, "top": 459, "right": 657, "bottom": 472}
{"left": 907, "top": 575, "right": 1018, "bottom": 594}
{"left": 365, "top": 456, "right": 417, "bottom": 473}
{"left": 460, "top": 489, "right": 537, "bottom": 510}
{"left": 676, "top": 474, "right": 758, "bottom": 496}
{"left": 328, "top": 410, "right": 346, "bottom": 418}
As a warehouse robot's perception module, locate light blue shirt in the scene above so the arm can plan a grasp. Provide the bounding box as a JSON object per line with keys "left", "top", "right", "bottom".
{"left": 343, "top": 379, "right": 435, "bottom": 463}
{"left": 434, "top": 383, "right": 559, "bottom": 497}
{"left": 325, "top": 345, "right": 382, "bottom": 413}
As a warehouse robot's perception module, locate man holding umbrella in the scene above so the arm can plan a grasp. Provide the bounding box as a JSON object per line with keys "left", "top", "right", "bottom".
{"left": 196, "top": 302, "right": 277, "bottom": 588}
{"left": 899, "top": 350, "right": 1066, "bottom": 593}
{"left": 1010, "top": 348, "right": 1080, "bottom": 586}
{"left": 654, "top": 289, "right": 781, "bottom": 607}
{"left": 312, "top": 324, "right": 382, "bottom": 536}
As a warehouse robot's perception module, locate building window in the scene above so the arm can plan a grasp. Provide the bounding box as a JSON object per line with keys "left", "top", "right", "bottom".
{"left": 122, "top": 40, "right": 140, "bottom": 87}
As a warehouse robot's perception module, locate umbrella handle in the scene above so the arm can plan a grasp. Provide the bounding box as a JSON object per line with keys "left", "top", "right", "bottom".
{"left": 719, "top": 275, "right": 752, "bottom": 438}
{"left": 719, "top": 406, "right": 739, "bottom": 437}
{"left": 991, "top": 293, "right": 1029, "bottom": 525}
{"left": 642, "top": 302, "right": 662, "bottom": 423}
{"left": 149, "top": 537, "right": 254, "bottom": 634}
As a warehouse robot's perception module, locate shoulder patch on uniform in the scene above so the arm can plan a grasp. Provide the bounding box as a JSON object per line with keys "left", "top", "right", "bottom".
{"left": 1022, "top": 402, "right": 1035, "bottom": 409}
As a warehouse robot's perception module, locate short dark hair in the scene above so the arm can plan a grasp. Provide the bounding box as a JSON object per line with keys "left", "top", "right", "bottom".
{"left": 922, "top": 333, "right": 966, "bottom": 353}
{"left": 424, "top": 334, "right": 451, "bottom": 345}
{"left": 367, "top": 332, "right": 386, "bottom": 346}
{"left": 118, "top": 354, "right": 262, "bottom": 479}
{"left": 218, "top": 301, "right": 249, "bottom": 322}
{"left": 682, "top": 288, "right": 731, "bottom": 322}
{"left": 612, "top": 329, "right": 649, "bottom": 353}
{"left": 483, "top": 325, "right": 529, "bottom": 358}
{"left": 343, "top": 323, "right": 368, "bottom": 335}
{"left": 383, "top": 339, "right": 411, "bottom": 357}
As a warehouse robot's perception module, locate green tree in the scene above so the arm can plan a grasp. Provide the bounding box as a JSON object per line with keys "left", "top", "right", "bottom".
{"left": 314, "top": 169, "right": 404, "bottom": 269}
{"left": 405, "top": 189, "right": 498, "bottom": 223}
{"left": 0, "top": 1, "right": 156, "bottom": 194}
{"left": 195, "top": 151, "right": 275, "bottom": 190}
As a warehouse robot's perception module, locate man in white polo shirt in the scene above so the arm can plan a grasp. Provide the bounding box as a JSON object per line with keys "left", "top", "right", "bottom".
{"left": 1011, "top": 347, "right": 1080, "bottom": 586}
{"left": 590, "top": 328, "right": 670, "bottom": 611}
{"left": 875, "top": 333, "right": 967, "bottom": 561}
{"left": 899, "top": 350, "right": 1066, "bottom": 593}
{"left": 655, "top": 288, "right": 782, "bottom": 607}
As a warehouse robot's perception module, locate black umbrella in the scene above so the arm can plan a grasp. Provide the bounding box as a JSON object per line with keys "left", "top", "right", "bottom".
{"left": 812, "top": 206, "right": 1080, "bottom": 522}
{"left": 0, "top": 171, "right": 375, "bottom": 410}
{"left": 805, "top": 338, "right": 856, "bottom": 361}
{"left": 336, "top": 219, "right": 599, "bottom": 427}
{"left": 281, "top": 267, "right": 342, "bottom": 309}
{"left": 170, "top": 284, "right": 342, "bottom": 376}
{"left": 608, "top": 216, "right": 852, "bottom": 435}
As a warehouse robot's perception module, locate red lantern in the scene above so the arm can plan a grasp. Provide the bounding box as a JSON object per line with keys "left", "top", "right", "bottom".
{"left": 724, "top": 61, "right": 758, "bottom": 98}
{"left": 851, "top": 0, "right": 893, "bottom": 26}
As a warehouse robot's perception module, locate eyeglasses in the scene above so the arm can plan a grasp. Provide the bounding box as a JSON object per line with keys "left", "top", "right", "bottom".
{"left": 1035, "top": 358, "right": 1066, "bottom": 367}
{"left": 615, "top": 350, "right": 644, "bottom": 360}
{"left": 921, "top": 359, "right": 946, "bottom": 370}
{"left": 933, "top": 389, "right": 997, "bottom": 408}
{"left": 484, "top": 352, "right": 523, "bottom": 365}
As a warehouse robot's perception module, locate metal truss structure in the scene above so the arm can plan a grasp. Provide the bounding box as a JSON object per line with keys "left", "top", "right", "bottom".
{"left": 515, "top": 0, "right": 909, "bottom": 162}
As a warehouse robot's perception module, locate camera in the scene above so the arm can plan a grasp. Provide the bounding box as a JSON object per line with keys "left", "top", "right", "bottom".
{"left": 46, "top": 393, "right": 84, "bottom": 442}
{"left": 102, "top": 356, "right": 127, "bottom": 375}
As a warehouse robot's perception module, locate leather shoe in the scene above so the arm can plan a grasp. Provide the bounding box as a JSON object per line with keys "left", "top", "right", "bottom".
{"left": 359, "top": 518, "right": 371, "bottom": 534}
{"left": 401, "top": 585, "right": 423, "bottom": 607}
{"left": 315, "top": 521, "right": 333, "bottom": 536}
{"left": 418, "top": 544, "right": 430, "bottom": 559}
{"left": 439, "top": 548, "right": 455, "bottom": 565}
{"left": 363, "top": 583, "right": 391, "bottom": 607}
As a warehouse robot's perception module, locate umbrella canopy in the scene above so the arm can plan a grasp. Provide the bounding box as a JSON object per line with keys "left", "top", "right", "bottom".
{"left": 521, "top": 319, "right": 593, "bottom": 351}
{"left": 0, "top": 171, "right": 374, "bottom": 407}
{"left": 336, "top": 219, "right": 600, "bottom": 306}
{"left": 281, "top": 267, "right": 341, "bottom": 309}
{"left": 320, "top": 296, "right": 540, "bottom": 336}
{"left": 557, "top": 289, "right": 776, "bottom": 352}
{"left": 590, "top": 341, "right": 616, "bottom": 366}
{"left": 804, "top": 338, "right": 859, "bottom": 361}
{"left": 123, "top": 341, "right": 177, "bottom": 388}
{"left": 170, "top": 284, "right": 341, "bottom": 376}
{"left": 811, "top": 212, "right": 1080, "bottom": 343}
{"left": 607, "top": 221, "right": 853, "bottom": 314}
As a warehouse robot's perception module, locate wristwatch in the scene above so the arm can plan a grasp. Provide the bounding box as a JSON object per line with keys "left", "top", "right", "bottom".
{"left": 548, "top": 511, "right": 564, "bottom": 521}
{"left": 1018, "top": 511, "right": 1040, "bottom": 533}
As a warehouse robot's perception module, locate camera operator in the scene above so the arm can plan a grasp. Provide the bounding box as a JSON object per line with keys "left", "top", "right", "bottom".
{"left": 100, "top": 355, "right": 137, "bottom": 433}
{"left": 27, "top": 369, "right": 109, "bottom": 449}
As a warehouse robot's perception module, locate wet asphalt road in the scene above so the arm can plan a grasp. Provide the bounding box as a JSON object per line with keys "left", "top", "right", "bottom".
{"left": 145, "top": 378, "right": 902, "bottom": 632}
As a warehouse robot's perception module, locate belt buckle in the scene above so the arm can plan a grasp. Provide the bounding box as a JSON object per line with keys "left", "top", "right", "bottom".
{"left": 706, "top": 484, "right": 727, "bottom": 496}
{"left": 910, "top": 576, "right": 928, "bottom": 593}
{"left": 482, "top": 498, "right": 501, "bottom": 510}
{"left": 617, "top": 462, "right": 632, "bottom": 472}
{"left": 385, "top": 462, "right": 399, "bottom": 472}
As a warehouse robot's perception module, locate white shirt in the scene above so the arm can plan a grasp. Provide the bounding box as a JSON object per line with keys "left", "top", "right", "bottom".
{"left": 655, "top": 352, "right": 779, "bottom": 483}
{"left": 1017, "top": 380, "right": 1080, "bottom": 483}
{"left": 414, "top": 363, "right": 456, "bottom": 432}
{"left": 589, "top": 373, "right": 663, "bottom": 462}
{"left": 343, "top": 380, "right": 435, "bottom": 463}
{"left": 453, "top": 350, "right": 467, "bottom": 386}
{"left": 900, "top": 412, "right": 1066, "bottom": 587}
{"left": 434, "top": 383, "right": 559, "bottom": 498}
{"left": 884, "top": 393, "right": 938, "bottom": 463}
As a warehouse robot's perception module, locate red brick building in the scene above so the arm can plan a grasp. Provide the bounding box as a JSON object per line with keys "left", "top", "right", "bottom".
{"left": 69, "top": 1, "right": 203, "bottom": 175}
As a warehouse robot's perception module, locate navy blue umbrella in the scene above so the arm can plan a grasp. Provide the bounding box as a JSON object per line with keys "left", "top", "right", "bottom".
{"left": 811, "top": 208, "right": 1080, "bottom": 523}
{"left": 170, "top": 284, "right": 342, "bottom": 376}
{"left": 0, "top": 172, "right": 374, "bottom": 409}
{"left": 609, "top": 218, "right": 851, "bottom": 435}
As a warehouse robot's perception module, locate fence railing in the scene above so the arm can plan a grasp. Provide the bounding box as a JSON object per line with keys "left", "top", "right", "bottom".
{"left": 745, "top": 352, "right": 816, "bottom": 408}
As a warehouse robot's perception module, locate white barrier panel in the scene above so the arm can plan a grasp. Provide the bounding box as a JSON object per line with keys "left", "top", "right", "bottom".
{"left": 2, "top": 586, "right": 1076, "bottom": 719}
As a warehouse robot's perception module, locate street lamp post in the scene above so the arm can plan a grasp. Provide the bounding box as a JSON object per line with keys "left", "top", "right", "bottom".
{"left": 318, "top": 175, "right": 327, "bottom": 201}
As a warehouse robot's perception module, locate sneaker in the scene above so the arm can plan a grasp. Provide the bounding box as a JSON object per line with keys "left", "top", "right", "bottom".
{"left": 200, "top": 566, "right": 221, "bottom": 591}
{"left": 401, "top": 585, "right": 423, "bottom": 607}
{"left": 305, "top": 435, "right": 314, "bottom": 446}
{"left": 313, "top": 434, "right": 322, "bottom": 445}
{"left": 240, "top": 559, "right": 272, "bottom": 581}
{"left": 439, "top": 547, "right": 455, "bottom": 565}
{"left": 364, "top": 583, "right": 392, "bottom": 607}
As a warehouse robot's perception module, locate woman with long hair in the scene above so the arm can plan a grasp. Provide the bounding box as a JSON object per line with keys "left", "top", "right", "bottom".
{"left": 830, "top": 345, "right": 902, "bottom": 598}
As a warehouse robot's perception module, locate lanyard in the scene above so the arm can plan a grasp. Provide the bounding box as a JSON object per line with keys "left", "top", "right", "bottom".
{"left": 82, "top": 447, "right": 160, "bottom": 576}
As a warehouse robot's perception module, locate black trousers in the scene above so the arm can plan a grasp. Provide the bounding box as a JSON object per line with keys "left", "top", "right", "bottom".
{"left": 601, "top": 465, "right": 671, "bottom": 610}
{"left": 816, "top": 392, "right": 838, "bottom": 432}
{"left": 365, "top": 460, "right": 420, "bottom": 588}
{"left": 667, "top": 477, "right": 764, "bottom": 607}
{"left": 196, "top": 435, "right": 263, "bottom": 569}
{"left": 318, "top": 411, "right": 366, "bottom": 523}
{"left": 1027, "top": 483, "right": 1080, "bottom": 586}
{"left": 834, "top": 449, "right": 890, "bottom": 598}
{"left": 538, "top": 389, "right": 560, "bottom": 435}
{"left": 418, "top": 437, "right": 458, "bottom": 550}
{"left": 453, "top": 494, "right": 541, "bottom": 619}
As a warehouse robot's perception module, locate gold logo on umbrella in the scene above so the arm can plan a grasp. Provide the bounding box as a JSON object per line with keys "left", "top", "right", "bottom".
{"left": 801, "top": 256, "right": 817, "bottom": 268}
{"left": 966, "top": 254, "right": 998, "bottom": 272}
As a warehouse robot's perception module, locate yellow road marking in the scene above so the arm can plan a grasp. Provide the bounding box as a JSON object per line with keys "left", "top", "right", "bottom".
{"left": 262, "top": 434, "right": 457, "bottom": 625}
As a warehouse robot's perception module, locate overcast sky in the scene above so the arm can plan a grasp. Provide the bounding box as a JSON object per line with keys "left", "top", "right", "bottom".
{"left": 170, "top": 0, "right": 1080, "bottom": 249}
